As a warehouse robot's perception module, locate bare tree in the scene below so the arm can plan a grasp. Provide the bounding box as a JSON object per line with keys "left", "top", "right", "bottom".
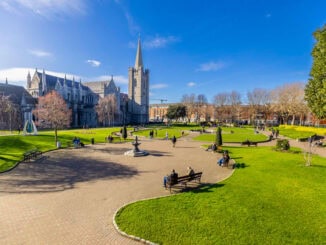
{"left": 271, "top": 82, "right": 307, "bottom": 125}
{"left": 197, "top": 94, "right": 208, "bottom": 122}
{"left": 247, "top": 88, "right": 271, "bottom": 125}
{"left": 33, "top": 91, "right": 72, "bottom": 144}
{"left": 96, "top": 94, "right": 118, "bottom": 126}
{"left": 0, "top": 94, "right": 21, "bottom": 131}
{"left": 181, "top": 93, "right": 196, "bottom": 122}
{"left": 229, "top": 91, "right": 242, "bottom": 123}
{"left": 213, "top": 92, "right": 228, "bottom": 123}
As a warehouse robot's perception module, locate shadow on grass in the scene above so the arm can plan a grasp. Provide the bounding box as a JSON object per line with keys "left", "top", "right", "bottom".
{"left": 170, "top": 183, "right": 225, "bottom": 194}
{"left": 190, "top": 183, "right": 225, "bottom": 193}
{"left": 310, "top": 164, "right": 326, "bottom": 168}
{"left": 233, "top": 162, "right": 248, "bottom": 168}
{"left": 0, "top": 150, "right": 138, "bottom": 194}
{"left": 232, "top": 157, "right": 243, "bottom": 160}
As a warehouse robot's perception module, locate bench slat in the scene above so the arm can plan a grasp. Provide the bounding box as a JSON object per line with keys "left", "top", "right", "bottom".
{"left": 167, "top": 172, "right": 202, "bottom": 192}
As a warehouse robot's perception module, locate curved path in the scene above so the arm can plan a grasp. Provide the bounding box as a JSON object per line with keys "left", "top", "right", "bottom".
{"left": 0, "top": 134, "right": 232, "bottom": 244}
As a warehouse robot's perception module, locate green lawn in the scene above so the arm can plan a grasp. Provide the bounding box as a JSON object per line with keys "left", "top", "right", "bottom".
{"left": 277, "top": 125, "right": 326, "bottom": 140}
{"left": 132, "top": 127, "right": 188, "bottom": 139}
{"left": 0, "top": 127, "right": 126, "bottom": 172}
{"left": 115, "top": 146, "right": 326, "bottom": 245}
{"left": 193, "top": 127, "right": 268, "bottom": 142}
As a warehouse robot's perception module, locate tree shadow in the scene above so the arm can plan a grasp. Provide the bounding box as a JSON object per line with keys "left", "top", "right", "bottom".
{"left": 189, "top": 183, "right": 225, "bottom": 193}
{"left": 170, "top": 183, "right": 225, "bottom": 194}
{"left": 309, "top": 164, "right": 326, "bottom": 168}
{"left": 0, "top": 153, "right": 138, "bottom": 194}
{"left": 233, "top": 162, "right": 248, "bottom": 168}
{"left": 232, "top": 157, "right": 243, "bottom": 160}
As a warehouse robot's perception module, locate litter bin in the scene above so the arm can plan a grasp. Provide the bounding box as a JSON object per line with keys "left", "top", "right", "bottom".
{"left": 56, "top": 141, "right": 61, "bottom": 148}
{"left": 91, "top": 138, "right": 94, "bottom": 145}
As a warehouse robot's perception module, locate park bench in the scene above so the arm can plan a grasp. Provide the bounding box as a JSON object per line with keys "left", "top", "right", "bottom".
{"left": 23, "top": 149, "right": 42, "bottom": 162}
{"left": 241, "top": 140, "right": 257, "bottom": 147}
{"left": 166, "top": 172, "right": 202, "bottom": 193}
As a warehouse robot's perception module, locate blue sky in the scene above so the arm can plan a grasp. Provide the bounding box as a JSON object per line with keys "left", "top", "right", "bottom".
{"left": 0, "top": 0, "right": 325, "bottom": 104}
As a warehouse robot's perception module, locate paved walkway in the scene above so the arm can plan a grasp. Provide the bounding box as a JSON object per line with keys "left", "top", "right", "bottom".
{"left": 0, "top": 134, "right": 232, "bottom": 245}
{"left": 1, "top": 132, "right": 324, "bottom": 245}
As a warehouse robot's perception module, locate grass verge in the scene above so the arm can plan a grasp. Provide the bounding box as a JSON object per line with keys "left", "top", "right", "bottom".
{"left": 115, "top": 146, "right": 326, "bottom": 245}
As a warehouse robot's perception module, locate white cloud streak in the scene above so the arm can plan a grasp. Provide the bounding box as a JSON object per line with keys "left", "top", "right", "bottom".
{"left": 28, "top": 49, "right": 52, "bottom": 57}
{"left": 86, "top": 59, "right": 101, "bottom": 67}
{"left": 187, "top": 82, "right": 196, "bottom": 87}
{"left": 144, "top": 35, "right": 180, "bottom": 49}
{"left": 114, "top": 0, "right": 140, "bottom": 34}
{"left": 0, "top": 0, "right": 87, "bottom": 18}
{"left": 151, "top": 83, "right": 168, "bottom": 89}
{"left": 196, "top": 61, "right": 226, "bottom": 72}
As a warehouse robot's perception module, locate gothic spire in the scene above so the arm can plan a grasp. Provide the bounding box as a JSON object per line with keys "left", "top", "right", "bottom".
{"left": 134, "top": 36, "right": 143, "bottom": 68}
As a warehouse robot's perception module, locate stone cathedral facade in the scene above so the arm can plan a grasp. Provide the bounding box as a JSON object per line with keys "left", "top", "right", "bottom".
{"left": 128, "top": 38, "right": 150, "bottom": 124}
{"left": 25, "top": 38, "right": 149, "bottom": 127}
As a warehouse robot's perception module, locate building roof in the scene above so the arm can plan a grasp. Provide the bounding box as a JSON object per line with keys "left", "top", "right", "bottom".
{"left": 83, "top": 78, "right": 118, "bottom": 94}
{"left": 134, "top": 37, "right": 143, "bottom": 68}
{"left": 0, "top": 83, "right": 35, "bottom": 105}
{"left": 35, "top": 71, "right": 89, "bottom": 92}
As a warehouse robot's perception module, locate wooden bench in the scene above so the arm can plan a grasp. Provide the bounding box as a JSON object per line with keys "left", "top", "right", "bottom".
{"left": 23, "top": 149, "right": 42, "bottom": 162}
{"left": 241, "top": 140, "right": 257, "bottom": 147}
{"left": 166, "top": 172, "right": 203, "bottom": 192}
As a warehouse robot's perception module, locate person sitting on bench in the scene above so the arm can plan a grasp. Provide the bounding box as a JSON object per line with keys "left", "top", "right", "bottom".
{"left": 187, "top": 166, "right": 195, "bottom": 176}
{"left": 218, "top": 151, "right": 230, "bottom": 166}
{"left": 163, "top": 169, "right": 178, "bottom": 188}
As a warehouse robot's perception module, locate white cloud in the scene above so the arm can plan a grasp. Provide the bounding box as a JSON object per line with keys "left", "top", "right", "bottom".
{"left": 0, "top": 0, "right": 87, "bottom": 18}
{"left": 196, "top": 61, "right": 226, "bottom": 72}
{"left": 144, "top": 35, "right": 180, "bottom": 49}
{"left": 0, "top": 67, "right": 129, "bottom": 89}
{"left": 124, "top": 12, "right": 140, "bottom": 34}
{"left": 28, "top": 49, "right": 52, "bottom": 57}
{"left": 128, "top": 41, "right": 136, "bottom": 49}
{"left": 0, "top": 67, "right": 80, "bottom": 87}
{"left": 114, "top": 0, "right": 140, "bottom": 34}
{"left": 187, "top": 82, "right": 196, "bottom": 87}
{"left": 86, "top": 59, "right": 101, "bottom": 67}
{"left": 151, "top": 83, "right": 168, "bottom": 89}
{"left": 0, "top": 1, "right": 17, "bottom": 13}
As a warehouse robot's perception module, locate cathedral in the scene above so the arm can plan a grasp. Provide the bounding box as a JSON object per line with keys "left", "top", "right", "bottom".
{"left": 23, "top": 38, "right": 149, "bottom": 127}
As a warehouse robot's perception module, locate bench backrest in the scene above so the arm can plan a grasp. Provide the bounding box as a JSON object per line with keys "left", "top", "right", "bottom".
{"left": 177, "top": 172, "right": 202, "bottom": 181}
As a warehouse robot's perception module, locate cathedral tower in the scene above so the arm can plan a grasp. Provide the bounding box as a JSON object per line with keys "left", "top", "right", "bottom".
{"left": 128, "top": 37, "right": 149, "bottom": 124}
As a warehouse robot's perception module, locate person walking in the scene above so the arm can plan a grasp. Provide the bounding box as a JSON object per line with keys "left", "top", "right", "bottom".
{"left": 172, "top": 135, "right": 177, "bottom": 147}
